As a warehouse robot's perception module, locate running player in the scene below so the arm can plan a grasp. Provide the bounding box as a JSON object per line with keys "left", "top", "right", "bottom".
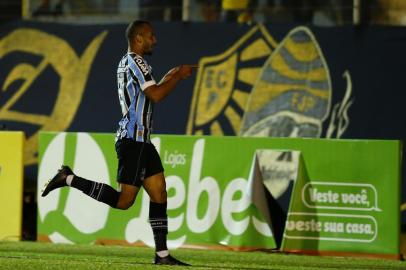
{"left": 42, "top": 20, "right": 196, "bottom": 266}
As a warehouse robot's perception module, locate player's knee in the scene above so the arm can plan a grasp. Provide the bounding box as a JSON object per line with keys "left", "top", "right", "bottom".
{"left": 116, "top": 199, "right": 134, "bottom": 210}
{"left": 116, "top": 194, "right": 136, "bottom": 210}
{"left": 159, "top": 189, "right": 167, "bottom": 201}
{"left": 150, "top": 189, "right": 167, "bottom": 203}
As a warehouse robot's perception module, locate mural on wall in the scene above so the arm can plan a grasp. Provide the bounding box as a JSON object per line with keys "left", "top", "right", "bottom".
{"left": 0, "top": 28, "right": 107, "bottom": 165}
{"left": 187, "top": 25, "right": 354, "bottom": 204}
{"left": 187, "top": 25, "right": 278, "bottom": 135}
{"left": 188, "top": 25, "right": 353, "bottom": 139}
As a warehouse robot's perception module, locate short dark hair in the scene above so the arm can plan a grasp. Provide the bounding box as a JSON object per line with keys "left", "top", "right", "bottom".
{"left": 126, "top": 20, "right": 150, "bottom": 42}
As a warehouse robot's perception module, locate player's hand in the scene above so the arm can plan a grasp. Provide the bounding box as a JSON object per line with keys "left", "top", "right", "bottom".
{"left": 158, "top": 65, "right": 198, "bottom": 85}
{"left": 177, "top": 64, "right": 198, "bottom": 79}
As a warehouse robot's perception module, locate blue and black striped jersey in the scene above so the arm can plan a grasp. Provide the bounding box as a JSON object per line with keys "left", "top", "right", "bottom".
{"left": 116, "top": 52, "right": 156, "bottom": 143}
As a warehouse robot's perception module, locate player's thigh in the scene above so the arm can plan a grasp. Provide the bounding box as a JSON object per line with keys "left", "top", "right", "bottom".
{"left": 143, "top": 172, "right": 167, "bottom": 203}
{"left": 115, "top": 139, "right": 146, "bottom": 187}
{"left": 142, "top": 143, "right": 166, "bottom": 202}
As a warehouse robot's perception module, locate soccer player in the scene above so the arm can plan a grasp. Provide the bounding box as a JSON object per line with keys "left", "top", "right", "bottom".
{"left": 41, "top": 20, "right": 196, "bottom": 266}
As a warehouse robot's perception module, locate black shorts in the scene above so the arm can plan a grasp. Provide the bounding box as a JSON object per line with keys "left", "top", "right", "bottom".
{"left": 115, "top": 138, "right": 164, "bottom": 187}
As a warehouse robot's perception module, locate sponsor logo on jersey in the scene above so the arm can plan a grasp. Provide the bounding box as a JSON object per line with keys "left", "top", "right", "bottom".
{"left": 135, "top": 56, "right": 149, "bottom": 75}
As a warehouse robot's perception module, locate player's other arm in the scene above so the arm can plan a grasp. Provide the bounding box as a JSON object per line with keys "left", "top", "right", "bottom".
{"left": 144, "top": 65, "right": 196, "bottom": 103}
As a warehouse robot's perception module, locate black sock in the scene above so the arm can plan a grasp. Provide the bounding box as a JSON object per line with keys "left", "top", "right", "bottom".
{"left": 149, "top": 201, "right": 168, "bottom": 252}
{"left": 71, "top": 176, "right": 119, "bottom": 208}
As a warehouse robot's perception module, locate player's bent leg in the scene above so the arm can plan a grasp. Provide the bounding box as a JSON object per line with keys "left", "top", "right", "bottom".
{"left": 42, "top": 165, "right": 138, "bottom": 209}
{"left": 115, "top": 183, "right": 140, "bottom": 210}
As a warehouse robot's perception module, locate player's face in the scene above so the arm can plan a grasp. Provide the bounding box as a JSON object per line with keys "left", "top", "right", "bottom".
{"left": 141, "top": 24, "right": 157, "bottom": 55}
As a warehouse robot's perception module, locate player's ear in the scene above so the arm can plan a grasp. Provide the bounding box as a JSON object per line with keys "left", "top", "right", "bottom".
{"left": 135, "top": 33, "right": 143, "bottom": 44}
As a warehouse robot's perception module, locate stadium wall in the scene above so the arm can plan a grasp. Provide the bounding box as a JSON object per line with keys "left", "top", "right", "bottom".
{"left": 0, "top": 21, "right": 405, "bottom": 226}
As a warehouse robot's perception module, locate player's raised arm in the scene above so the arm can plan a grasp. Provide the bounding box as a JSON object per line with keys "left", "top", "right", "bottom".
{"left": 144, "top": 64, "right": 197, "bottom": 103}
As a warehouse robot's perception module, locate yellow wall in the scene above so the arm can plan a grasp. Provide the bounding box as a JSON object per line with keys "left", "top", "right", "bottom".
{"left": 0, "top": 132, "right": 24, "bottom": 241}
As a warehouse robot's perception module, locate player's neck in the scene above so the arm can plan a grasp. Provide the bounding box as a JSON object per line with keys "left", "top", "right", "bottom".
{"left": 128, "top": 46, "right": 143, "bottom": 57}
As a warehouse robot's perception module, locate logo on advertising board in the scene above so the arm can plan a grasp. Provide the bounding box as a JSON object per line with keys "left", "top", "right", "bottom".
{"left": 284, "top": 180, "right": 382, "bottom": 245}
{"left": 38, "top": 133, "right": 112, "bottom": 243}
{"left": 163, "top": 150, "right": 187, "bottom": 168}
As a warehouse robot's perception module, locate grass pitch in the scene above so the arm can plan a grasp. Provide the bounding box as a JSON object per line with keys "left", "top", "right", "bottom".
{"left": 0, "top": 241, "right": 405, "bottom": 270}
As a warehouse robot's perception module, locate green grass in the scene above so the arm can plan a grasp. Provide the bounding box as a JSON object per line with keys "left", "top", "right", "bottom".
{"left": 0, "top": 241, "right": 405, "bottom": 270}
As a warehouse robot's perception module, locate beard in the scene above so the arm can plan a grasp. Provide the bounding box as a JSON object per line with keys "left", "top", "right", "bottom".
{"left": 144, "top": 45, "right": 154, "bottom": 55}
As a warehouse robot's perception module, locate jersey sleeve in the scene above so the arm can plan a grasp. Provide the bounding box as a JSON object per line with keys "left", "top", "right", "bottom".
{"left": 129, "top": 55, "right": 156, "bottom": 91}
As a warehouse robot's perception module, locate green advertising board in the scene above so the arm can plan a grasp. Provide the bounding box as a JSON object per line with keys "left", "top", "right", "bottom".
{"left": 37, "top": 132, "right": 401, "bottom": 258}
{"left": 282, "top": 153, "right": 400, "bottom": 258}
